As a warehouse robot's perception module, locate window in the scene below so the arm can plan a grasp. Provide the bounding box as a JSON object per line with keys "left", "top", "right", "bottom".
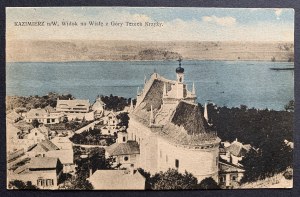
{"left": 166, "top": 155, "right": 168, "bottom": 162}
{"left": 35, "top": 132, "right": 37, "bottom": 136}
{"left": 37, "top": 179, "right": 43, "bottom": 186}
{"left": 47, "top": 119, "right": 50, "bottom": 123}
{"left": 232, "top": 176, "right": 236, "bottom": 181}
{"left": 124, "top": 156, "right": 129, "bottom": 161}
{"left": 123, "top": 137, "right": 126, "bottom": 142}
{"left": 175, "top": 159, "right": 179, "bottom": 168}
{"left": 216, "top": 156, "right": 218, "bottom": 166}
{"left": 52, "top": 119, "right": 55, "bottom": 122}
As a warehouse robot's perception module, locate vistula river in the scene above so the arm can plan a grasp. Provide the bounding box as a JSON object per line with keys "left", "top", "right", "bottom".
{"left": 6, "top": 60, "right": 294, "bottom": 110}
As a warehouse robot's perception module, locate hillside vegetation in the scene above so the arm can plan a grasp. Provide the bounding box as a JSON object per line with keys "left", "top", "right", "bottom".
{"left": 6, "top": 40, "right": 294, "bottom": 62}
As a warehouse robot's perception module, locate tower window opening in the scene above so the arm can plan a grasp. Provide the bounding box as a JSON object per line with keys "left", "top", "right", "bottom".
{"left": 123, "top": 136, "right": 126, "bottom": 142}
{"left": 175, "top": 159, "right": 179, "bottom": 168}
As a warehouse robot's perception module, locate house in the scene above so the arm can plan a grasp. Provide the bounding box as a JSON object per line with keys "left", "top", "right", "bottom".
{"left": 88, "top": 169, "right": 145, "bottom": 190}
{"left": 7, "top": 123, "right": 21, "bottom": 141}
{"left": 105, "top": 131, "right": 140, "bottom": 169}
{"left": 51, "top": 137, "right": 73, "bottom": 150}
{"left": 25, "top": 108, "right": 64, "bottom": 125}
{"left": 92, "top": 97, "right": 106, "bottom": 119}
{"left": 103, "top": 111, "right": 119, "bottom": 126}
{"left": 27, "top": 125, "right": 50, "bottom": 143}
{"left": 27, "top": 139, "right": 74, "bottom": 173}
{"left": 127, "top": 62, "right": 221, "bottom": 183}
{"left": 9, "top": 157, "right": 63, "bottom": 189}
{"left": 56, "top": 98, "right": 90, "bottom": 113}
{"left": 101, "top": 125, "right": 120, "bottom": 136}
{"left": 224, "top": 139, "right": 252, "bottom": 165}
{"left": 219, "top": 159, "right": 245, "bottom": 189}
{"left": 7, "top": 110, "right": 22, "bottom": 123}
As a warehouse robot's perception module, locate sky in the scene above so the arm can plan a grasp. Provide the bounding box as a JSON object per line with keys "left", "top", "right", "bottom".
{"left": 6, "top": 7, "right": 294, "bottom": 42}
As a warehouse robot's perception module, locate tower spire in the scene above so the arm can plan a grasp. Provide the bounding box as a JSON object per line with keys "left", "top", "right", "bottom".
{"left": 137, "top": 87, "right": 140, "bottom": 95}
{"left": 144, "top": 75, "right": 147, "bottom": 84}
{"left": 129, "top": 99, "right": 134, "bottom": 112}
{"left": 204, "top": 102, "right": 209, "bottom": 123}
{"left": 192, "top": 82, "right": 196, "bottom": 95}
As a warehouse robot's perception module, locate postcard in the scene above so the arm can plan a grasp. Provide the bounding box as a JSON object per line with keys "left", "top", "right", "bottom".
{"left": 6, "top": 7, "right": 294, "bottom": 190}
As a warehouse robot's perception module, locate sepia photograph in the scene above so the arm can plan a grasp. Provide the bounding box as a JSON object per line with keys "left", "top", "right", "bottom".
{"left": 5, "top": 7, "right": 294, "bottom": 190}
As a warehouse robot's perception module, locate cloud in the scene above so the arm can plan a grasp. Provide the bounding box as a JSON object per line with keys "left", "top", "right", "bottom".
{"left": 202, "top": 15, "right": 237, "bottom": 26}
{"left": 274, "top": 8, "right": 283, "bottom": 19}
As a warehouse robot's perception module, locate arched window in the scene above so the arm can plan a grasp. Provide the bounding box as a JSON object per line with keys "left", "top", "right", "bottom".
{"left": 175, "top": 159, "right": 179, "bottom": 168}
{"left": 123, "top": 137, "right": 126, "bottom": 142}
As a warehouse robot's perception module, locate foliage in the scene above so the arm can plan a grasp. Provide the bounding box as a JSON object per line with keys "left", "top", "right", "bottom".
{"left": 117, "top": 112, "right": 130, "bottom": 128}
{"left": 100, "top": 94, "right": 131, "bottom": 111}
{"left": 65, "top": 119, "right": 91, "bottom": 131}
{"left": 196, "top": 177, "right": 220, "bottom": 189}
{"left": 31, "top": 118, "right": 40, "bottom": 128}
{"left": 59, "top": 174, "right": 93, "bottom": 190}
{"left": 137, "top": 49, "right": 181, "bottom": 60}
{"left": 70, "top": 129, "right": 116, "bottom": 145}
{"left": 140, "top": 168, "right": 198, "bottom": 190}
{"left": 284, "top": 100, "right": 294, "bottom": 112}
{"left": 8, "top": 180, "right": 38, "bottom": 190}
{"left": 283, "top": 168, "right": 293, "bottom": 180}
{"left": 206, "top": 102, "right": 293, "bottom": 183}
{"left": 6, "top": 92, "right": 74, "bottom": 111}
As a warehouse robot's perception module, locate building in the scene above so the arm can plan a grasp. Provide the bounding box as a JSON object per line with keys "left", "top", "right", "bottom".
{"left": 103, "top": 111, "right": 119, "bottom": 126}
{"left": 25, "top": 108, "right": 64, "bottom": 125}
{"left": 51, "top": 137, "right": 73, "bottom": 150}
{"left": 27, "top": 125, "right": 50, "bottom": 143}
{"left": 105, "top": 131, "right": 140, "bottom": 169}
{"left": 224, "top": 139, "right": 251, "bottom": 165}
{"left": 88, "top": 169, "right": 145, "bottom": 190}
{"left": 9, "top": 157, "right": 63, "bottom": 189}
{"left": 27, "top": 139, "right": 74, "bottom": 173}
{"left": 92, "top": 97, "right": 106, "bottom": 119}
{"left": 127, "top": 60, "right": 221, "bottom": 183}
{"left": 6, "top": 110, "right": 22, "bottom": 123}
{"left": 219, "top": 159, "right": 245, "bottom": 189}
{"left": 56, "top": 98, "right": 90, "bottom": 113}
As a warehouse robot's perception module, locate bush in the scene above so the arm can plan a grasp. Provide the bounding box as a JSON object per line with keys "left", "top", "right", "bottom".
{"left": 283, "top": 169, "right": 293, "bottom": 180}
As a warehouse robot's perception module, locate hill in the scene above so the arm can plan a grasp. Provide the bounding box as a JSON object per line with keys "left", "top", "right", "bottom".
{"left": 6, "top": 40, "right": 294, "bottom": 62}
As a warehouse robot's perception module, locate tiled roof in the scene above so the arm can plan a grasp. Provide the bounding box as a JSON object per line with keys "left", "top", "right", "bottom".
{"left": 226, "top": 141, "right": 251, "bottom": 157}
{"left": 131, "top": 73, "right": 218, "bottom": 146}
{"left": 105, "top": 141, "right": 140, "bottom": 156}
{"left": 44, "top": 105, "right": 56, "bottom": 113}
{"left": 29, "top": 157, "right": 59, "bottom": 169}
{"left": 219, "top": 160, "right": 245, "bottom": 173}
{"left": 57, "top": 99, "right": 90, "bottom": 108}
{"left": 26, "top": 108, "right": 47, "bottom": 118}
{"left": 45, "top": 150, "right": 74, "bottom": 164}
{"left": 88, "top": 170, "right": 145, "bottom": 190}
{"left": 171, "top": 101, "right": 207, "bottom": 135}
{"left": 34, "top": 139, "right": 60, "bottom": 152}
{"left": 7, "top": 111, "right": 21, "bottom": 121}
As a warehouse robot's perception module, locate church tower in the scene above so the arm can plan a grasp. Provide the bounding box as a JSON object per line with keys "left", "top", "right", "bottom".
{"left": 176, "top": 58, "right": 185, "bottom": 99}
{"left": 176, "top": 58, "right": 184, "bottom": 83}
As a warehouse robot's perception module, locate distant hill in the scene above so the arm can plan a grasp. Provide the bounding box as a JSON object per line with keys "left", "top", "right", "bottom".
{"left": 6, "top": 40, "right": 294, "bottom": 62}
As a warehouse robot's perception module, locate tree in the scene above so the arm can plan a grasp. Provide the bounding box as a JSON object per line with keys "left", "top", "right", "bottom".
{"left": 117, "top": 112, "right": 129, "bottom": 128}
{"left": 31, "top": 118, "right": 40, "bottom": 128}
{"left": 196, "top": 177, "right": 220, "bottom": 189}
{"left": 59, "top": 174, "right": 93, "bottom": 190}
{"left": 284, "top": 100, "right": 294, "bottom": 112}
{"left": 8, "top": 180, "right": 38, "bottom": 190}
{"left": 151, "top": 168, "right": 198, "bottom": 190}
